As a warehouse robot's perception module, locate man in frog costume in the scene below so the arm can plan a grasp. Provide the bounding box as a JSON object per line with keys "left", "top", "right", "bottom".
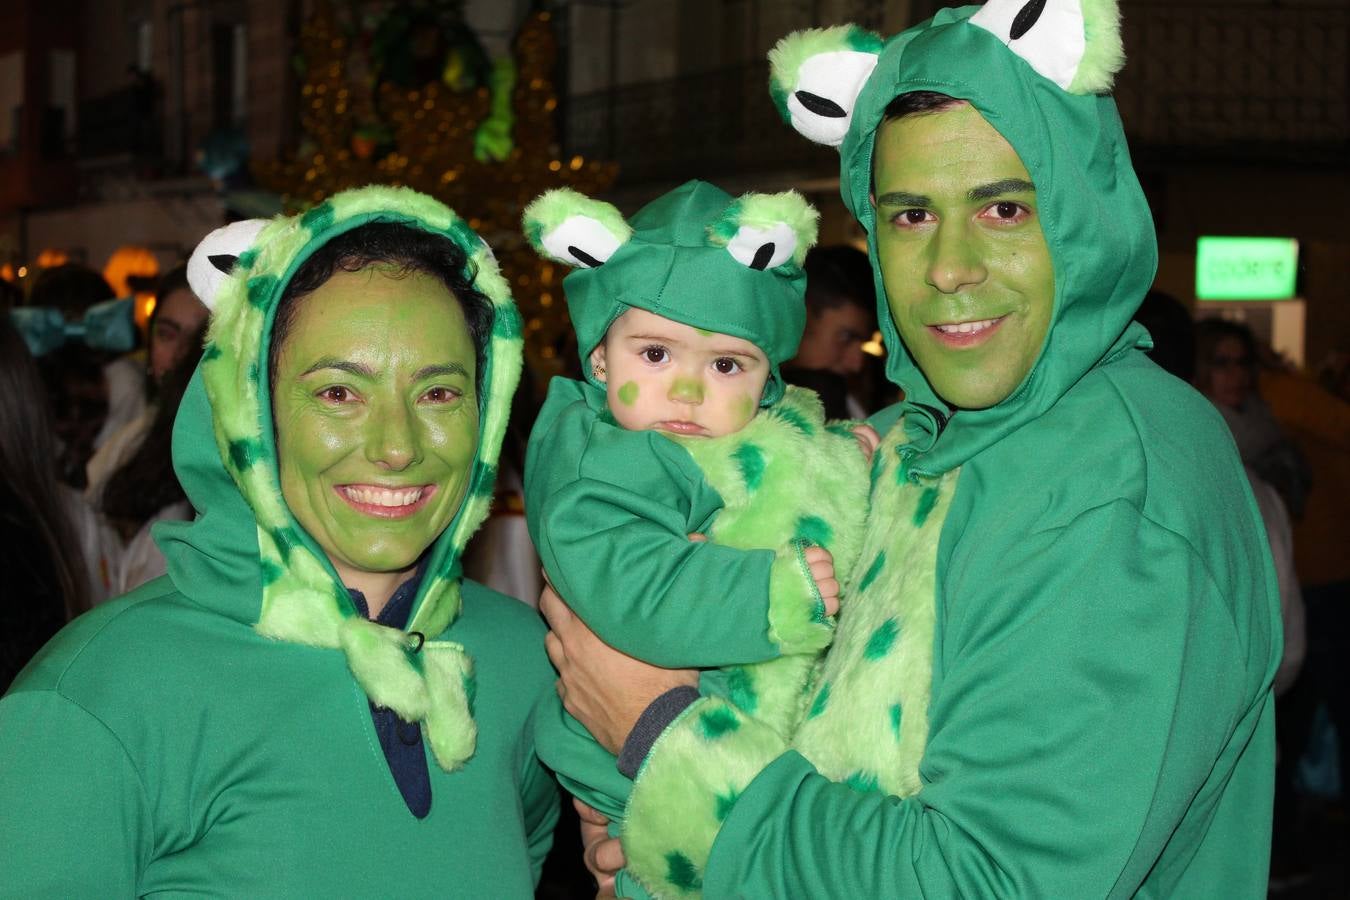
{"left": 542, "top": 2, "right": 1282, "bottom": 897}
{"left": 0, "top": 186, "right": 559, "bottom": 895}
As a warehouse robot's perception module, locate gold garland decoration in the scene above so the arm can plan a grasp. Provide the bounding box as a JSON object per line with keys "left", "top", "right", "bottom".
{"left": 254, "top": 7, "right": 617, "bottom": 384}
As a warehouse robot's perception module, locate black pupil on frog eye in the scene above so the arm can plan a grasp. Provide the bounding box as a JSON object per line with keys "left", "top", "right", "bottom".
{"left": 996, "top": 202, "right": 1018, "bottom": 218}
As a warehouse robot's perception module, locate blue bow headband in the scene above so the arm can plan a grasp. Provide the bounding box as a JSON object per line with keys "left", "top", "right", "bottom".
{"left": 9, "top": 297, "right": 138, "bottom": 357}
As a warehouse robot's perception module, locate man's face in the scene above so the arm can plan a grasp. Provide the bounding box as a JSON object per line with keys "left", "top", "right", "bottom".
{"left": 592, "top": 307, "right": 770, "bottom": 438}
{"left": 794, "top": 303, "right": 872, "bottom": 376}
{"left": 272, "top": 267, "right": 479, "bottom": 584}
{"left": 872, "top": 103, "right": 1055, "bottom": 410}
{"left": 150, "top": 287, "right": 209, "bottom": 380}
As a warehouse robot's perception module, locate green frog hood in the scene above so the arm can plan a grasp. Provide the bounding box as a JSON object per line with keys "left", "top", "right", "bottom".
{"left": 769, "top": 0, "right": 1156, "bottom": 473}
{"left": 159, "top": 185, "right": 523, "bottom": 772}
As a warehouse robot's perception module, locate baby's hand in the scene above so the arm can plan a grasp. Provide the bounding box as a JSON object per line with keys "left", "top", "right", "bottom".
{"left": 853, "top": 424, "right": 881, "bottom": 462}
{"left": 804, "top": 546, "right": 839, "bottom": 616}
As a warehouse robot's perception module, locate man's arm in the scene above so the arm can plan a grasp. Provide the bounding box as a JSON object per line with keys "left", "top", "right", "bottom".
{"left": 0, "top": 691, "right": 151, "bottom": 894}
{"left": 594, "top": 502, "right": 1271, "bottom": 896}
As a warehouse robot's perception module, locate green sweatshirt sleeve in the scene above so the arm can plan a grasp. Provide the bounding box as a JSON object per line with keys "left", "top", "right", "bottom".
{"left": 520, "top": 743, "right": 562, "bottom": 883}
{"left": 625, "top": 501, "right": 1272, "bottom": 897}
{"left": 0, "top": 690, "right": 152, "bottom": 895}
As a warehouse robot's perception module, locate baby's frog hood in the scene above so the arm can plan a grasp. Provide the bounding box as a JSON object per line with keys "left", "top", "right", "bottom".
{"left": 157, "top": 186, "right": 522, "bottom": 772}
{"left": 521, "top": 180, "right": 818, "bottom": 405}
{"left": 769, "top": 0, "right": 1157, "bottom": 474}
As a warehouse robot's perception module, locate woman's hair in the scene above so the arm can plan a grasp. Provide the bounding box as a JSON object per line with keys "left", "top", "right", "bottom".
{"left": 883, "top": 90, "right": 964, "bottom": 122}
{"left": 148, "top": 264, "right": 192, "bottom": 332}
{"left": 268, "top": 222, "right": 496, "bottom": 396}
{"left": 0, "top": 313, "right": 90, "bottom": 618}
{"left": 99, "top": 281, "right": 206, "bottom": 535}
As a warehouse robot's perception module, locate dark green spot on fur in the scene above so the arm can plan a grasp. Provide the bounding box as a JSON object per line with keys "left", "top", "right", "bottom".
{"left": 890, "top": 703, "right": 903, "bottom": 738}
{"left": 300, "top": 201, "right": 335, "bottom": 233}
{"left": 246, "top": 274, "right": 278, "bottom": 309}
{"left": 247, "top": 361, "right": 260, "bottom": 388}
{"left": 228, "top": 438, "right": 264, "bottom": 472}
{"left": 865, "top": 618, "right": 899, "bottom": 661}
{"left": 492, "top": 305, "right": 522, "bottom": 340}
{"left": 698, "top": 705, "right": 741, "bottom": 740}
{"left": 470, "top": 462, "right": 498, "bottom": 499}
{"left": 913, "top": 486, "right": 939, "bottom": 527}
{"left": 808, "top": 682, "right": 830, "bottom": 719}
{"left": 895, "top": 448, "right": 912, "bottom": 485}
{"left": 826, "top": 422, "right": 855, "bottom": 440}
{"left": 665, "top": 851, "right": 703, "bottom": 892}
{"left": 201, "top": 342, "right": 222, "bottom": 363}
{"left": 462, "top": 670, "right": 477, "bottom": 712}
{"left": 845, "top": 770, "right": 880, "bottom": 793}
{"left": 270, "top": 527, "right": 300, "bottom": 561}
{"left": 715, "top": 788, "right": 741, "bottom": 822}
{"left": 726, "top": 666, "right": 758, "bottom": 715}
{"left": 870, "top": 446, "right": 885, "bottom": 485}
{"left": 235, "top": 248, "right": 258, "bottom": 272}
{"left": 858, "top": 551, "right": 885, "bottom": 594}
{"left": 776, "top": 405, "right": 815, "bottom": 436}
{"left": 733, "top": 443, "right": 766, "bottom": 493}
{"left": 794, "top": 515, "right": 832, "bottom": 549}
{"left": 260, "top": 558, "right": 284, "bottom": 586}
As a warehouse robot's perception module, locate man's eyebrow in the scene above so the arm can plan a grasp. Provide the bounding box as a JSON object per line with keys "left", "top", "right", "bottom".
{"left": 968, "top": 178, "right": 1035, "bottom": 201}
{"left": 876, "top": 191, "right": 932, "bottom": 207}
{"left": 413, "top": 363, "right": 469, "bottom": 380}
{"left": 300, "top": 357, "right": 375, "bottom": 378}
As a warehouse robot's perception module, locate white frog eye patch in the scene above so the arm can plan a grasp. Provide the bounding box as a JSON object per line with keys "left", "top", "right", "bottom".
{"left": 785, "top": 50, "right": 881, "bottom": 147}
{"left": 540, "top": 215, "right": 624, "bottom": 268}
{"left": 725, "top": 223, "right": 797, "bottom": 271}
{"left": 187, "top": 218, "right": 268, "bottom": 311}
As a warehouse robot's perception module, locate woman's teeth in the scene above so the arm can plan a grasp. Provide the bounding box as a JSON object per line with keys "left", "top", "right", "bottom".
{"left": 935, "top": 318, "right": 999, "bottom": 335}
{"left": 341, "top": 486, "right": 425, "bottom": 508}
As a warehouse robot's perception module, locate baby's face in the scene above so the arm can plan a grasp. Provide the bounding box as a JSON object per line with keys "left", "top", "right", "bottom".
{"left": 594, "top": 308, "right": 770, "bottom": 438}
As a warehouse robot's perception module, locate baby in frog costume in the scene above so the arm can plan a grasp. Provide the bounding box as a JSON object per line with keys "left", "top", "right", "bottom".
{"left": 522, "top": 181, "right": 870, "bottom": 893}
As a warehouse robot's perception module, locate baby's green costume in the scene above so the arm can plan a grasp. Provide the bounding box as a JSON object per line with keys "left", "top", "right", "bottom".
{"left": 522, "top": 181, "right": 869, "bottom": 890}
{"left": 0, "top": 187, "right": 560, "bottom": 896}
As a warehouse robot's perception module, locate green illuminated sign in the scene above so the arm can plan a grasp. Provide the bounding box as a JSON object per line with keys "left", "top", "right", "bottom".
{"left": 1196, "top": 237, "right": 1298, "bottom": 300}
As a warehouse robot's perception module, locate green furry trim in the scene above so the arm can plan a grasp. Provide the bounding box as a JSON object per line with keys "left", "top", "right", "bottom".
{"left": 522, "top": 188, "right": 632, "bottom": 264}
{"left": 1068, "top": 0, "right": 1125, "bottom": 94}
{"left": 200, "top": 184, "right": 524, "bottom": 773}
{"left": 704, "top": 191, "right": 819, "bottom": 268}
{"left": 767, "top": 25, "right": 884, "bottom": 120}
{"left": 791, "top": 421, "right": 957, "bottom": 799}
{"left": 624, "top": 696, "right": 786, "bottom": 898}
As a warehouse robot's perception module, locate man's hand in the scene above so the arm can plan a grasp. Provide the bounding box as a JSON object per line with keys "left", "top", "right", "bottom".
{"left": 805, "top": 546, "right": 840, "bottom": 616}
{"left": 540, "top": 586, "right": 698, "bottom": 754}
{"left": 575, "top": 797, "right": 625, "bottom": 898}
{"left": 853, "top": 424, "right": 882, "bottom": 462}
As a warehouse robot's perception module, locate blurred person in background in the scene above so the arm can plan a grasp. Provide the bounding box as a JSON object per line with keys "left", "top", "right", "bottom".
{"left": 29, "top": 263, "right": 147, "bottom": 486}
{"left": 781, "top": 244, "right": 877, "bottom": 419}
{"left": 0, "top": 314, "right": 97, "bottom": 690}
{"left": 85, "top": 266, "right": 206, "bottom": 500}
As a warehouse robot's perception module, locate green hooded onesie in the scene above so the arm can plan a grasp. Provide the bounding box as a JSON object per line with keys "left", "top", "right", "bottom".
{"left": 613, "top": 5, "right": 1282, "bottom": 898}
{"left": 0, "top": 186, "right": 560, "bottom": 897}
{"left": 520, "top": 182, "right": 869, "bottom": 869}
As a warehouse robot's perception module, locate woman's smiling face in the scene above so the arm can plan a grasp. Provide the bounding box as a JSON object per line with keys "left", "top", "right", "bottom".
{"left": 271, "top": 266, "right": 479, "bottom": 584}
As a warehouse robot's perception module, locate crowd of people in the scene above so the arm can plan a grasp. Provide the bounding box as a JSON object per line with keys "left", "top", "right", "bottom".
{"left": 0, "top": 1, "right": 1346, "bottom": 896}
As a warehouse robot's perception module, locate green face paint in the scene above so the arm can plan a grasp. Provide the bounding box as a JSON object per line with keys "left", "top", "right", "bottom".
{"left": 272, "top": 267, "right": 480, "bottom": 583}
{"left": 694, "top": 328, "right": 714, "bottom": 337}
{"left": 735, "top": 394, "right": 756, "bottom": 421}
{"left": 670, "top": 376, "right": 705, "bottom": 404}
{"left": 617, "top": 380, "right": 639, "bottom": 406}
{"left": 873, "top": 103, "right": 1054, "bottom": 410}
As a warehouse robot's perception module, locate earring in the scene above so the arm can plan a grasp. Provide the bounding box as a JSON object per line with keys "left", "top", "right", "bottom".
{"left": 592, "top": 363, "right": 606, "bottom": 380}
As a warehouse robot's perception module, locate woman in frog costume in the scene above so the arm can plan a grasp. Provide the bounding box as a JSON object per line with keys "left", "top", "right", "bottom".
{"left": 544, "top": 2, "right": 1282, "bottom": 897}
{"left": 522, "top": 181, "right": 871, "bottom": 894}
{"left": 0, "top": 186, "right": 559, "bottom": 896}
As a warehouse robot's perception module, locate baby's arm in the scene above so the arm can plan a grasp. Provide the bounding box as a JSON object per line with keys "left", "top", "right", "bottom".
{"left": 536, "top": 477, "right": 834, "bottom": 670}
